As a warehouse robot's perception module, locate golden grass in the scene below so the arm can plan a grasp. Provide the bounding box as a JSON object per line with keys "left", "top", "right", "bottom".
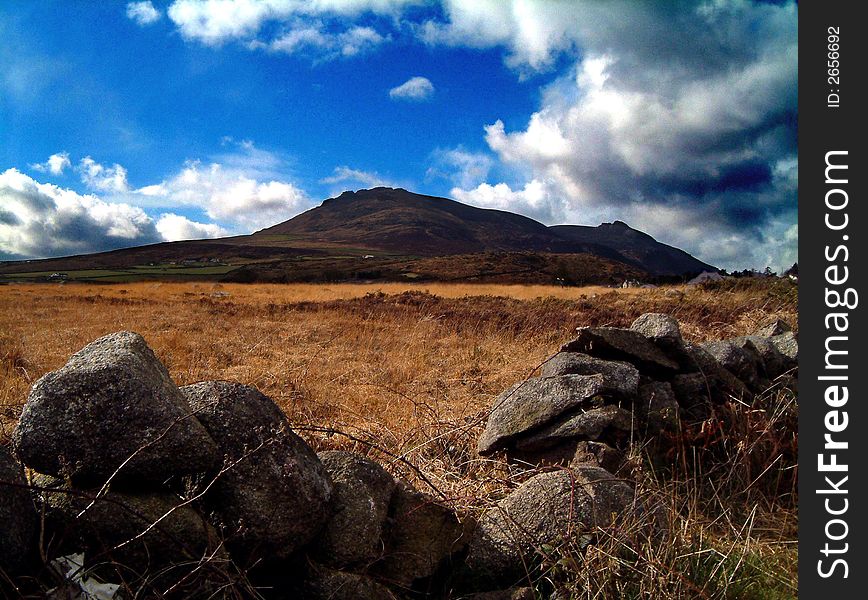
{"left": 0, "top": 280, "right": 795, "bottom": 441}
{"left": 0, "top": 280, "right": 798, "bottom": 597}
{"left": 0, "top": 281, "right": 653, "bottom": 304}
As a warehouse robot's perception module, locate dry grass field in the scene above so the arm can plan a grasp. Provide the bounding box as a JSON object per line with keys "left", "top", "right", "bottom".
{"left": 0, "top": 279, "right": 798, "bottom": 598}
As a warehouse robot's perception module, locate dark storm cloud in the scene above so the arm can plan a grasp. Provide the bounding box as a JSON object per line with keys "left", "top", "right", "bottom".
{"left": 0, "top": 209, "right": 21, "bottom": 226}
{"left": 712, "top": 162, "right": 774, "bottom": 194}
{"left": 633, "top": 160, "right": 773, "bottom": 205}
{"left": 456, "top": 0, "right": 798, "bottom": 270}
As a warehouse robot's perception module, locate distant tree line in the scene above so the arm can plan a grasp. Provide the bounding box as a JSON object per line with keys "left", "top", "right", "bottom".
{"left": 721, "top": 262, "right": 798, "bottom": 279}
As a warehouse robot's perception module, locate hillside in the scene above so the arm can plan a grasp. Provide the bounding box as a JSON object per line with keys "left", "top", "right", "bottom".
{"left": 0, "top": 187, "right": 716, "bottom": 284}
{"left": 550, "top": 221, "right": 716, "bottom": 277}
{"left": 261, "top": 187, "right": 581, "bottom": 255}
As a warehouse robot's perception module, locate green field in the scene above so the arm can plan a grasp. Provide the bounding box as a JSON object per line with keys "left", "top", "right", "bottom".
{"left": 0, "top": 263, "right": 239, "bottom": 283}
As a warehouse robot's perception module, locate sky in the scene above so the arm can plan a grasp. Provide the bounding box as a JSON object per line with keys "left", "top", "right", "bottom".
{"left": 0, "top": 0, "right": 797, "bottom": 271}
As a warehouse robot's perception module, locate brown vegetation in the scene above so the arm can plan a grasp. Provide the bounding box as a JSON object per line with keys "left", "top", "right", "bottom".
{"left": 0, "top": 279, "right": 797, "bottom": 598}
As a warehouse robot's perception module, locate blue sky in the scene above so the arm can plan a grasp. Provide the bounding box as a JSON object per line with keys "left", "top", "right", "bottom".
{"left": 1, "top": 1, "right": 797, "bottom": 271}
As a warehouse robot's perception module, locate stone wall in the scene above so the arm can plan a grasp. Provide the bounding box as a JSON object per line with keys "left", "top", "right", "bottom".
{"left": 0, "top": 315, "right": 797, "bottom": 598}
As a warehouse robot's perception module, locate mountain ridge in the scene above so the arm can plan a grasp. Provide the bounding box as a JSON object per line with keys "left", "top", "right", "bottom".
{"left": 257, "top": 187, "right": 715, "bottom": 276}
{"left": 0, "top": 187, "right": 717, "bottom": 284}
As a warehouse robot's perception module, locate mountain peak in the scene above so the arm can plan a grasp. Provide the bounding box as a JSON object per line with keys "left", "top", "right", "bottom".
{"left": 599, "top": 220, "right": 631, "bottom": 230}
{"left": 335, "top": 186, "right": 406, "bottom": 198}
{"left": 257, "top": 188, "right": 714, "bottom": 276}
{"left": 0, "top": 187, "right": 716, "bottom": 282}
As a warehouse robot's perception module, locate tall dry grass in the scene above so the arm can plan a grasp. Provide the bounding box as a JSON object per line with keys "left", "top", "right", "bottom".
{"left": 0, "top": 280, "right": 797, "bottom": 598}
{"left": 0, "top": 280, "right": 796, "bottom": 443}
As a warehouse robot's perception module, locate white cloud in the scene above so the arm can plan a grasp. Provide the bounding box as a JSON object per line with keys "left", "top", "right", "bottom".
{"left": 0, "top": 168, "right": 161, "bottom": 259}
{"left": 166, "top": 0, "right": 414, "bottom": 59}
{"left": 133, "top": 142, "right": 312, "bottom": 231}
{"left": 126, "top": 1, "right": 162, "bottom": 26}
{"left": 320, "top": 165, "right": 392, "bottom": 189}
{"left": 611, "top": 202, "right": 798, "bottom": 275}
{"left": 337, "top": 26, "right": 387, "bottom": 57}
{"left": 155, "top": 213, "right": 229, "bottom": 241}
{"left": 451, "top": 179, "right": 564, "bottom": 224}
{"left": 30, "top": 152, "right": 71, "bottom": 176}
{"left": 428, "top": 148, "right": 493, "bottom": 189}
{"left": 267, "top": 23, "right": 330, "bottom": 54}
{"left": 418, "top": 0, "right": 580, "bottom": 73}
{"left": 1, "top": 139, "right": 320, "bottom": 259}
{"left": 79, "top": 157, "right": 131, "bottom": 193}
{"left": 208, "top": 176, "right": 309, "bottom": 229}
{"left": 443, "top": 1, "right": 797, "bottom": 271}
{"left": 167, "top": 0, "right": 274, "bottom": 45}
{"left": 266, "top": 22, "right": 387, "bottom": 58}
{"left": 389, "top": 76, "right": 434, "bottom": 101}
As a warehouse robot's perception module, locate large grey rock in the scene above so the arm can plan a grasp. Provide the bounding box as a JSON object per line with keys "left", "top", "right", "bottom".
{"left": 13, "top": 331, "right": 219, "bottom": 486}
{"left": 670, "top": 374, "right": 716, "bottom": 421}
{"left": 464, "top": 466, "right": 634, "bottom": 588}
{"left": 375, "top": 482, "right": 470, "bottom": 588}
{"left": 630, "top": 313, "right": 683, "bottom": 346}
{"left": 313, "top": 451, "right": 396, "bottom": 568}
{"left": 771, "top": 331, "right": 798, "bottom": 361}
{"left": 630, "top": 313, "right": 694, "bottom": 370}
{"left": 682, "top": 345, "right": 751, "bottom": 403}
{"left": 35, "top": 475, "right": 220, "bottom": 573}
{"left": 733, "top": 336, "right": 794, "bottom": 380}
{"left": 768, "top": 333, "right": 798, "bottom": 396}
{"left": 755, "top": 319, "right": 792, "bottom": 337}
{"left": 0, "top": 445, "right": 37, "bottom": 574}
{"left": 561, "top": 327, "right": 680, "bottom": 377}
{"left": 513, "top": 405, "right": 633, "bottom": 452}
{"left": 540, "top": 352, "right": 639, "bottom": 398}
{"left": 182, "top": 381, "right": 333, "bottom": 560}
{"left": 303, "top": 564, "right": 400, "bottom": 600}
{"left": 701, "top": 340, "right": 765, "bottom": 391}
{"left": 572, "top": 464, "right": 637, "bottom": 524}
{"left": 637, "top": 381, "right": 680, "bottom": 434}
{"left": 477, "top": 375, "right": 606, "bottom": 456}
{"left": 671, "top": 343, "right": 760, "bottom": 421}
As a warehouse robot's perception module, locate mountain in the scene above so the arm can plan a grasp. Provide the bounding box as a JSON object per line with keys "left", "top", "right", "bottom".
{"left": 259, "top": 187, "right": 572, "bottom": 255}
{"left": 0, "top": 187, "right": 716, "bottom": 284}
{"left": 257, "top": 187, "right": 714, "bottom": 275}
{"left": 550, "top": 221, "right": 716, "bottom": 277}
